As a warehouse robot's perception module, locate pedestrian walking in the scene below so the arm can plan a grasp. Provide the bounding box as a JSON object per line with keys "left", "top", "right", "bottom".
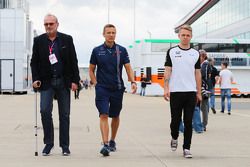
{"left": 89, "top": 24, "right": 137, "bottom": 156}
{"left": 199, "top": 49, "right": 211, "bottom": 131}
{"left": 208, "top": 57, "right": 219, "bottom": 113}
{"left": 31, "top": 13, "right": 80, "bottom": 156}
{"left": 219, "top": 62, "right": 233, "bottom": 115}
{"left": 163, "top": 24, "right": 201, "bottom": 158}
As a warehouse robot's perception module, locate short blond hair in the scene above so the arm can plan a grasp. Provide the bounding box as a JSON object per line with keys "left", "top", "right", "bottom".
{"left": 179, "top": 24, "right": 192, "bottom": 33}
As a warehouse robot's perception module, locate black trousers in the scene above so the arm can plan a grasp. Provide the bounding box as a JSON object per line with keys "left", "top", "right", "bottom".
{"left": 170, "top": 92, "right": 196, "bottom": 150}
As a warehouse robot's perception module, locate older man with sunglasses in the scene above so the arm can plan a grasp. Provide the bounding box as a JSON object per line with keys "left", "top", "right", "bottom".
{"left": 31, "top": 14, "right": 80, "bottom": 156}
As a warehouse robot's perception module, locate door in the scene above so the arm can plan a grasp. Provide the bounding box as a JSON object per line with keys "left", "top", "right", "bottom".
{"left": 146, "top": 67, "right": 152, "bottom": 82}
{"left": 1, "top": 60, "right": 14, "bottom": 91}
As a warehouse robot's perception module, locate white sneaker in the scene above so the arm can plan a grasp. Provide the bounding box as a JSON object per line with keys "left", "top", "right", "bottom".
{"left": 170, "top": 139, "right": 178, "bottom": 151}
{"left": 183, "top": 149, "right": 192, "bottom": 158}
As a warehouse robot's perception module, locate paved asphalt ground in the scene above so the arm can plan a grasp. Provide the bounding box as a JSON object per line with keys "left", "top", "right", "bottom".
{"left": 0, "top": 89, "right": 250, "bottom": 167}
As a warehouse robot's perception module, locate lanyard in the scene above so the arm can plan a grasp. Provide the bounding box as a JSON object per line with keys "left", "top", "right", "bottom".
{"left": 48, "top": 41, "right": 55, "bottom": 54}
{"left": 116, "top": 46, "right": 122, "bottom": 89}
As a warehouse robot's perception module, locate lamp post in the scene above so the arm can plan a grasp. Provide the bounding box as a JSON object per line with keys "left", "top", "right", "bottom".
{"left": 133, "top": 0, "right": 136, "bottom": 61}
{"left": 205, "top": 21, "right": 208, "bottom": 38}
{"left": 147, "top": 30, "right": 152, "bottom": 65}
{"left": 147, "top": 30, "right": 152, "bottom": 39}
{"left": 108, "top": 0, "right": 110, "bottom": 23}
{"left": 133, "top": 0, "right": 136, "bottom": 42}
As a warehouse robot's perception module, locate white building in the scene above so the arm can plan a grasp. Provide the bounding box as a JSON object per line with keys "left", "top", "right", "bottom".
{"left": 175, "top": 0, "right": 250, "bottom": 39}
{"left": 0, "top": 0, "right": 33, "bottom": 93}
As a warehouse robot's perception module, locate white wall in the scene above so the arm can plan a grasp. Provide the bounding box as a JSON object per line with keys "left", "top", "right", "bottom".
{"left": 0, "top": 8, "right": 31, "bottom": 92}
{"left": 197, "top": 18, "right": 250, "bottom": 39}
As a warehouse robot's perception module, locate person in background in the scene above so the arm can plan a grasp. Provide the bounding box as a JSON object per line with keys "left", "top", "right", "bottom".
{"left": 140, "top": 76, "right": 147, "bottom": 96}
{"left": 199, "top": 49, "right": 211, "bottom": 131}
{"left": 219, "top": 61, "right": 233, "bottom": 115}
{"left": 74, "top": 80, "right": 83, "bottom": 99}
{"left": 84, "top": 78, "right": 89, "bottom": 89}
{"left": 208, "top": 57, "right": 219, "bottom": 114}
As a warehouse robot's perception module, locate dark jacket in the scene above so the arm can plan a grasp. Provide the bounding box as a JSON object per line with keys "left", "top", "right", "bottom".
{"left": 141, "top": 78, "right": 147, "bottom": 88}
{"left": 210, "top": 65, "right": 219, "bottom": 87}
{"left": 201, "top": 60, "right": 212, "bottom": 90}
{"left": 30, "top": 32, "right": 80, "bottom": 90}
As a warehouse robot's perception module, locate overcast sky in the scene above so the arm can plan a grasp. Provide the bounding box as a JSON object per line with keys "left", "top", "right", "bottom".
{"left": 28, "top": 0, "right": 202, "bottom": 64}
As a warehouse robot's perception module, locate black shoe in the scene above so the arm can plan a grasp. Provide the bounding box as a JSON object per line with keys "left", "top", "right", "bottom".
{"left": 211, "top": 108, "right": 216, "bottom": 114}
{"left": 42, "top": 144, "right": 54, "bottom": 156}
{"left": 220, "top": 111, "right": 224, "bottom": 113}
{"left": 228, "top": 112, "right": 231, "bottom": 115}
{"left": 100, "top": 144, "right": 110, "bottom": 156}
{"left": 195, "top": 130, "right": 203, "bottom": 133}
{"left": 204, "top": 127, "right": 206, "bottom": 131}
{"left": 109, "top": 140, "right": 116, "bottom": 152}
{"left": 62, "top": 147, "right": 71, "bottom": 156}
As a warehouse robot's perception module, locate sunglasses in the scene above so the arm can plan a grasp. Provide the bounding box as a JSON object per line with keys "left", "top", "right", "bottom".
{"left": 44, "top": 22, "right": 56, "bottom": 26}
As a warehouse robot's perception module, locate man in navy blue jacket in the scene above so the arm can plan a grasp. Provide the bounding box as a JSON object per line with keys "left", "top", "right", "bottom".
{"left": 89, "top": 24, "right": 137, "bottom": 156}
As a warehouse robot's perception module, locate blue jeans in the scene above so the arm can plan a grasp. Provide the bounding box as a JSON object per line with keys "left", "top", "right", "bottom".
{"left": 179, "top": 121, "right": 184, "bottom": 133}
{"left": 40, "top": 81, "right": 70, "bottom": 148}
{"left": 179, "top": 106, "right": 203, "bottom": 133}
{"left": 140, "top": 87, "right": 146, "bottom": 96}
{"left": 209, "top": 88, "right": 215, "bottom": 109}
{"left": 220, "top": 89, "right": 231, "bottom": 113}
{"left": 193, "top": 106, "right": 203, "bottom": 132}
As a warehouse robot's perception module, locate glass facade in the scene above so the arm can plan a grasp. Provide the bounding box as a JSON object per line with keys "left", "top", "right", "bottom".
{"left": 0, "top": 0, "right": 9, "bottom": 8}
{"left": 0, "top": 0, "right": 28, "bottom": 11}
{"left": 233, "top": 31, "right": 250, "bottom": 39}
{"left": 148, "top": 40, "right": 250, "bottom": 53}
{"left": 145, "top": 40, "right": 250, "bottom": 67}
{"left": 192, "top": 0, "right": 250, "bottom": 38}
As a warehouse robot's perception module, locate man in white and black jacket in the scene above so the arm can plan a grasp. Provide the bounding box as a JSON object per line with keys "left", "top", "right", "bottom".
{"left": 163, "top": 24, "right": 201, "bottom": 158}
